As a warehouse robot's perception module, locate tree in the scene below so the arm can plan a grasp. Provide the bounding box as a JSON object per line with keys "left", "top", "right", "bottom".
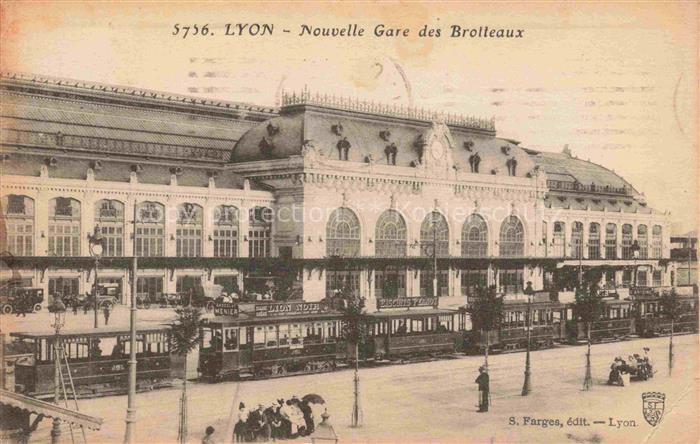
{"left": 337, "top": 285, "right": 368, "bottom": 428}
{"left": 659, "top": 288, "right": 683, "bottom": 373}
{"left": 572, "top": 283, "right": 605, "bottom": 390}
{"left": 170, "top": 306, "right": 202, "bottom": 444}
{"left": 466, "top": 285, "right": 504, "bottom": 370}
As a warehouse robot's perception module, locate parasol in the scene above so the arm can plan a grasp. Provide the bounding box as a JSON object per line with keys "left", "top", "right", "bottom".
{"left": 302, "top": 393, "right": 325, "bottom": 404}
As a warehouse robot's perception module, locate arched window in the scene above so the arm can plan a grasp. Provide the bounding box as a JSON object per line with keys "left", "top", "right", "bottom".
{"left": 588, "top": 223, "right": 601, "bottom": 259}
{"left": 571, "top": 222, "right": 583, "bottom": 258}
{"left": 499, "top": 216, "right": 524, "bottom": 257}
{"left": 1, "top": 195, "right": 34, "bottom": 256}
{"left": 48, "top": 198, "right": 81, "bottom": 257}
{"left": 135, "top": 201, "right": 165, "bottom": 257}
{"left": 249, "top": 207, "right": 272, "bottom": 258}
{"left": 469, "top": 153, "right": 481, "bottom": 173}
{"left": 553, "top": 222, "right": 566, "bottom": 257}
{"left": 213, "top": 205, "right": 239, "bottom": 258}
{"left": 375, "top": 210, "right": 406, "bottom": 257}
{"left": 420, "top": 212, "right": 449, "bottom": 257}
{"left": 652, "top": 225, "right": 662, "bottom": 258}
{"left": 637, "top": 225, "right": 648, "bottom": 259}
{"left": 326, "top": 207, "right": 360, "bottom": 257}
{"left": 95, "top": 199, "right": 124, "bottom": 257}
{"left": 605, "top": 223, "right": 617, "bottom": 259}
{"left": 621, "top": 224, "right": 633, "bottom": 259}
{"left": 461, "top": 214, "right": 488, "bottom": 257}
{"left": 176, "top": 203, "right": 203, "bottom": 257}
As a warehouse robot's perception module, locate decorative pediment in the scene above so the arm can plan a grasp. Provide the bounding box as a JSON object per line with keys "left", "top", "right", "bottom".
{"left": 415, "top": 122, "right": 455, "bottom": 177}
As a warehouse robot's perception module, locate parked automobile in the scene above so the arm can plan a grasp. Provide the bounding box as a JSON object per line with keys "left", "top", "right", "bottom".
{"left": 0, "top": 281, "right": 44, "bottom": 314}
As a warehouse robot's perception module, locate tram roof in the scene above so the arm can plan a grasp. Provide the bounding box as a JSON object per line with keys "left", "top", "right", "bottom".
{"left": 10, "top": 324, "right": 170, "bottom": 339}
{"left": 208, "top": 311, "right": 343, "bottom": 325}
{"left": 368, "top": 308, "right": 457, "bottom": 319}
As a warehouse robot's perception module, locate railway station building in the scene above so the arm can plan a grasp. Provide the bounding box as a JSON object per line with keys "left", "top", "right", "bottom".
{"left": 0, "top": 73, "right": 677, "bottom": 312}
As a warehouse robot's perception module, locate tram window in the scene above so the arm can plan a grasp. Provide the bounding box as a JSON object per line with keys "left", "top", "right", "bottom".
{"left": 266, "top": 325, "right": 278, "bottom": 347}
{"left": 313, "top": 322, "right": 323, "bottom": 340}
{"left": 240, "top": 328, "right": 247, "bottom": 345}
{"left": 39, "top": 339, "right": 51, "bottom": 362}
{"left": 224, "top": 328, "right": 238, "bottom": 351}
{"left": 279, "top": 324, "right": 290, "bottom": 346}
{"left": 201, "top": 328, "right": 213, "bottom": 351}
{"left": 66, "top": 340, "right": 89, "bottom": 360}
{"left": 439, "top": 316, "right": 452, "bottom": 332}
{"left": 123, "top": 336, "right": 144, "bottom": 356}
{"left": 290, "top": 324, "right": 302, "bottom": 345}
{"left": 303, "top": 323, "right": 313, "bottom": 338}
{"left": 411, "top": 319, "right": 423, "bottom": 332}
{"left": 553, "top": 311, "right": 561, "bottom": 322}
{"left": 254, "top": 327, "right": 265, "bottom": 348}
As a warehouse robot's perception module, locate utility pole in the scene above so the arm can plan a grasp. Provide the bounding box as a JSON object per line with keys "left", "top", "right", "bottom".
{"left": 124, "top": 204, "right": 138, "bottom": 444}
{"left": 433, "top": 217, "right": 438, "bottom": 298}
{"left": 521, "top": 290, "right": 532, "bottom": 395}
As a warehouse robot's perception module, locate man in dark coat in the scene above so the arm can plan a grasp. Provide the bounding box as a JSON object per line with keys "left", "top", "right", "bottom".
{"left": 475, "top": 365, "right": 489, "bottom": 412}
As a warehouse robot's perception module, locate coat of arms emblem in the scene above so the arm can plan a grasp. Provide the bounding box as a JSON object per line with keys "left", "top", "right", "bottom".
{"left": 642, "top": 392, "right": 665, "bottom": 426}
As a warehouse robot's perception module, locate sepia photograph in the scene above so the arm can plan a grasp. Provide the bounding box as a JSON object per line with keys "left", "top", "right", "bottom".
{"left": 0, "top": 2, "right": 697, "bottom": 443}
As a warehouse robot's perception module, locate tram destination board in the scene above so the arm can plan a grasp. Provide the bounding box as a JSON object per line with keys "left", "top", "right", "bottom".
{"left": 377, "top": 297, "right": 439, "bottom": 309}
{"left": 254, "top": 302, "right": 329, "bottom": 317}
{"left": 213, "top": 302, "right": 239, "bottom": 317}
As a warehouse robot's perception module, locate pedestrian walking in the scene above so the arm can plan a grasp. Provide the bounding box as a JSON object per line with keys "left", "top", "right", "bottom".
{"left": 103, "top": 305, "right": 111, "bottom": 325}
{"left": 202, "top": 426, "right": 216, "bottom": 444}
{"left": 475, "top": 365, "right": 490, "bottom": 412}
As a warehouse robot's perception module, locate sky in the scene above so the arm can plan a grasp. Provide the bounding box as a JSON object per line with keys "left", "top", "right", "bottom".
{"left": 1, "top": 1, "right": 697, "bottom": 233}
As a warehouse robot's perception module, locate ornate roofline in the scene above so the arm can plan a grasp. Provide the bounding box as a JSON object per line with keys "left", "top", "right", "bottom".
{"left": 281, "top": 87, "right": 496, "bottom": 133}
{"left": 0, "top": 71, "right": 278, "bottom": 120}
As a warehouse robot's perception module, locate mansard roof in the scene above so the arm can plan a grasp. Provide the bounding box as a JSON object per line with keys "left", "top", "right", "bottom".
{"left": 0, "top": 72, "right": 276, "bottom": 163}
{"left": 231, "top": 91, "right": 538, "bottom": 178}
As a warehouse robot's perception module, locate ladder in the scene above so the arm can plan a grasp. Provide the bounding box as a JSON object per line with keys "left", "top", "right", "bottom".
{"left": 54, "top": 341, "right": 88, "bottom": 444}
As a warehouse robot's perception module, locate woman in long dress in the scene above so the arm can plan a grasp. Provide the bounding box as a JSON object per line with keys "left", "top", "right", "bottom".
{"left": 233, "top": 402, "right": 248, "bottom": 442}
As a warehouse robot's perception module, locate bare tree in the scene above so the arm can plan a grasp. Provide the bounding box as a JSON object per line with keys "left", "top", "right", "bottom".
{"left": 659, "top": 288, "right": 683, "bottom": 373}
{"left": 170, "top": 306, "right": 202, "bottom": 444}
{"left": 337, "top": 285, "right": 368, "bottom": 428}
{"left": 572, "top": 283, "right": 604, "bottom": 390}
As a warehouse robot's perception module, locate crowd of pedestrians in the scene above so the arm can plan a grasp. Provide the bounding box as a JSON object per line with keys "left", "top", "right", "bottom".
{"left": 232, "top": 396, "right": 316, "bottom": 442}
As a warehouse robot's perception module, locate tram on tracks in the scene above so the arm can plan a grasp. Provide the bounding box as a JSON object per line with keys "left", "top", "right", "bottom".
{"left": 198, "top": 301, "right": 345, "bottom": 380}
{"left": 633, "top": 287, "right": 699, "bottom": 337}
{"left": 11, "top": 325, "right": 173, "bottom": 399}
{"left": 464, "top": 293, "right": 566, "bottom": 354}
{"left": 566, "top": 297, "right": 635, "bottom": 343}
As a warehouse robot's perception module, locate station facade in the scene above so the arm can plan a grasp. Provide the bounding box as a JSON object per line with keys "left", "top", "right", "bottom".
{"left": 0, "top": 73, "right": 674, "bottom": 311}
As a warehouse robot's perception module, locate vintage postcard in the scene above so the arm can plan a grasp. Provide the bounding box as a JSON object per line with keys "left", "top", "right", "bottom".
{"left": 0, "top": 2, "right": 697, "bottom": 443}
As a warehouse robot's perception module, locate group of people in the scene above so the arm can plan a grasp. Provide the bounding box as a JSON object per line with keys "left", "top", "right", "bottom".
{"left": 608, "top": 347, "right": 654, "bottom": 385}
{"left": 233, "top": 396, "right": 316, "bottom": 442}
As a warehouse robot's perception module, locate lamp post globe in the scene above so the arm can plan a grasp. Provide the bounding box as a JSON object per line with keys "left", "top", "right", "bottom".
{"left": 88, "top": 225, "right": 105, "bottom": 328}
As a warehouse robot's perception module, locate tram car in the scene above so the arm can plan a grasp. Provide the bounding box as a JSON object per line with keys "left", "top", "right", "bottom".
{"left": 11, "top": 325, "right": 173, "bottom": 399}
{"left": 566, "top": 297, "right": 635, "bottom": 343}
{"left": 465, "top": 293, "right": 566, "bottom": 354}
{"left": 361, "top": 298, "right": 464, "bottom": 361}
{"left": 634, "top": 290, "right": 699, "bottom": 337}
{"left": 198, "top": 301, "right": 344, "bottom": 380}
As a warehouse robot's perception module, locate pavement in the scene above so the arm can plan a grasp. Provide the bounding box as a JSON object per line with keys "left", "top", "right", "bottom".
{"left": 2, "top": 309, "right": 698, "bottom": 443}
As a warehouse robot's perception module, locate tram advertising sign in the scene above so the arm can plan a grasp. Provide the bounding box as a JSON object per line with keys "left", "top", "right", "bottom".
{"left": 377, "top": 297, "right": 439, "bottom": 310}
{"left": 254, "top": 302, "right": 329, "bottom": 317}
{"left": 214, "top": 302, "right": 239, "bottom": 317}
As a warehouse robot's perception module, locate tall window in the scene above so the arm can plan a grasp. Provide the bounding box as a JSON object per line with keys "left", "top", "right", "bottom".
{"left": 326, "top": 207, "right": 361, "bottom": 257}
{"left": 420, "top": 212, "right": 449, "bottom": 257}
{"left": 375, "top": 266, "right": 406, "bottom": 299}
{"left": 553, "top": 222, "right": 566, "bottom": 257}
{"left": 48, "top": 277, "right": 80, "bottom": 301}
{"left": 375, "top": 210, "right": 406, "bottom": 257}
{"left": 461, "top": 269, "right": 487, "bottom": 297}
{"left": 588, "top": 223, "right": 601, "bottom": 259}
{"left": 249, "top": 207, "right": 272, "bottom": 258}
{"left": 571, "top": 222, "right": 583, "bottom": 258}
{"left": 541, "top": 221, "right": 548, "bottom": 257}
{"left": 213, "top": 205, "right": 238, "bottom": 258}
{"left": 498, "top": 268, "right": 523, "bottom": 294}
{"left": 176, "top": 203, "right": 203, "bottom": 257}
{"left": 499, "top": 216, "right": 524, "bottom": 257}
{"left": 326, "top": 270, "right": 360, "bottom": 298}
{"left": 48, "top": 198, "right": 81, "bottom": 256}
{"left": 621, "top": 224, "right": 633, "bottom": 259}
{"left": 1, "top": 195, "right": 34, "bottom": 256}
{"left": 135, "top": 202, "right": 165, "bottom": 257}
{"left": 462, "top": 214, "right": 488, "bottom": 257}
{"left": 637, "top": 225, "right": 648, "bottom": 259}
{"left": 652, "top": 270, "right": 662, "bottom": 286}
{"left": 651, "top": 225, "right": 662, "bottom": 258}
{"left": 605, "top": 223, "right": 617, "bottom": 259}
{"left": 137, "top": 276, "right": 163, "bottom": 300}
{"left": 95, "top": 199, "right": 124, "bottom": 256}
{"left": 419, "top": 267, "right": 449, "bottom": 297}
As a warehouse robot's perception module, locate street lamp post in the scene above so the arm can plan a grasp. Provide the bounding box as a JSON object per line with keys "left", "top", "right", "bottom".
{"left": 432, "top": 217, "right": 438, "bottom": 298}
{"left": 88, "top": 226, "right": 104, "bottom": 329}
{"left": 49, "top": 295, "right": 67, "bottom": 444}
{"left": 632, "top": 240, "right": 640, "bottom": 288}
{"left": 522, "top": 282, "right": 534, "bottom": 396}
{"left": 124, "top": 204, "right": 139, "bottom": 444}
